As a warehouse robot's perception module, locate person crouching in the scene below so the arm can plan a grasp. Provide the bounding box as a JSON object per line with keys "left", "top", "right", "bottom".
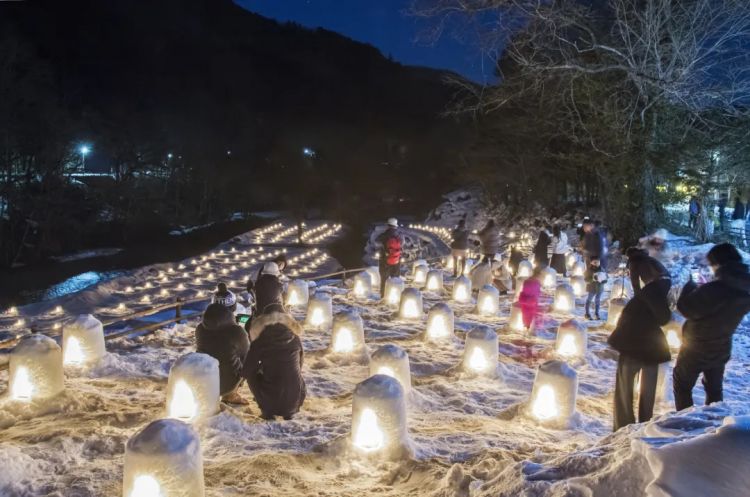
{"left": 242, "top": 304, "right": 306, "bottom": 420}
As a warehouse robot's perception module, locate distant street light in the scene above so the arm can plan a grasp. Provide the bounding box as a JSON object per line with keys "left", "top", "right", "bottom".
{"left": 303, "top": 147, "right": 316, "bottom": 158}
{"left": 79, "top": 144, "right": 91, "bottom": 173}
{"left": 167, "top": 153, "right": 174, "bottom": 159}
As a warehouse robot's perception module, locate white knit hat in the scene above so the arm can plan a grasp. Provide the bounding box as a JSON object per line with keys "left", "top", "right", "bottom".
{"left": 387, "top": 217, "right": 398, "bottom": 227}
{"left": 263, "top": 262, "right": 280, "bottom": 277}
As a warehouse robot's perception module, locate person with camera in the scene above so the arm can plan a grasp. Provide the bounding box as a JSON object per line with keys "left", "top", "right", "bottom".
{"left": 584, "top": 256, "right": 607, "bottom": 320}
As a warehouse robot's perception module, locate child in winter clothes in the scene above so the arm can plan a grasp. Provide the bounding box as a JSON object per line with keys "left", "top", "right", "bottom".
{"left": 518, "top": 266, "right": 543, "bottom": 330}
{"left": 585, "top": 257, "right": 607, "bottom": 320}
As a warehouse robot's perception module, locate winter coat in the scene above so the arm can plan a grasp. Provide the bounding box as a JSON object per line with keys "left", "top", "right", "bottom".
{"left": 732, "top": 201, "right": 746, "bottom": 220}
{"left": 376, "top": 227, "right": 404, "bottom": 266}
{"left": 608, "top": 278, "right": 672, "bottom": 364}
{"left": 584, "top": 263, "right": 607, "bottom": 294}
{"left": 255, "top": 273, "right": 284, "bottom": 315}
{"left": 582, "top": 230, "right": 603, "bottom": 259}
{"left": 627, "top": 248, "right": 670, "bottom": 295}
{"left": 551, "top": 232, "right": 569, "bottom": 255}
{"left": 533, "top": 231, "right": 551, "bottom": 265}
{"left": 518, "top": 277, "right": 542, "bottom": 329}
{"left": 242, "top": 311, "right": 306, "bottom": 417}
{"left": 677, "top": 262, "right": 750, "bottom": 368}
{"left": 451, "top": 227, "right": 470, "bottom": 250}
{"left": 195, "top": 307, "right": 250, "bottom": 395}
{"left": 478, "top": 224, "right": 501, "bottom": 256}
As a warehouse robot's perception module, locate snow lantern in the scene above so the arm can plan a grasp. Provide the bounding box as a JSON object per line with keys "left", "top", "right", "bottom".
{"left": 384, "top": 277, "right": 405, "bottom": 307}
{"left": 424, "top": 270, "right": 444, "bottom": 293}
{"left": 122, "top": 419, "right": 204, "bottom": 497}
{"left": 572, "top": 261, "right": 586, "bottom": 277}
{"left": 62, "top": 314, "right": 106, "bottom": 367}
{"left": 610, "top": 277, "right": 634, "bottom": 300}
{"left": 398, "top": 288, "right": 423, "bottom": 320}
{"left": 413, "top": 263, "right": 429, "bottom": 287}
{"left": 529, "top": 360, "right": 578, "bottom": 427}
{"left": 571, "top": 276, "right": 586, "bottom": 297}
{"left": 330, "top": 311, "right": 366, "bottom": 355}
{"left": 424, "top": 303, "right": 454, "bottom": 342}
{"left": 452, "top": 276, "right": 472, "bottom": 304}
{"left": 607, "top": 298, "right": 628, "bottom": 329}
{"left": 305, "top": 293, "right": 333, "bottom": 330}
{"left": 477, "top": 285, "right": 500, "bottom": 317}
{"left": 662, "top": 313, "right": 685, "bottom": 351}
{"left": 507, "top": 302, "right": 528, "bottom": 332}
{"left": 566, "top": 253, "right": 579, "bottom": 271}
{"left": 365, "top": 266, "right": 381, "bottom": 294}
{"left": 369, "top": 344, "right": 411, "bottom": 394}
{"left": 553, "top": 284, "right": 576, "bottom": 313}
{"left": 555, "top": 319, "right": 587, "bottom": 360}
{"left": 165, "top": 353, "right": 220, "bottom": 422}
{"left": 444, "top": 255, "right": 455, "bottom": 271}
{"left": 411, "top": 259, "right": 427, "bottom": 276}
{"left": 8, "top": 334, "right": 64, "bottom": 401}
{"left": 285, "top": 279, "right": 309, "bottom": 307}
{"left": 517, "top": 260, "right": 533, "bottom": 278}
{"left": 462, "top": 326, "right": 499, "bottom": 377}
{"left": 350, "top": 374, "right": 410, "bottom": 460}
{"left": 462, "top": 258, "right": 475, "bottom": 276}
{"left": 541, "top": 267, "right": 558, "bottom": 289}
{"left": 352, "top": 272, "right": 372, "bottom": 299}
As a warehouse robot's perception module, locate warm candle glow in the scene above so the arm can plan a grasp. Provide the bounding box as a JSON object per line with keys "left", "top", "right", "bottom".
{"left": 400, "top": 298, "right": 420, "bottom": 319}
{"left": 11, "top": 366, "right": 33, "bottom": 400}
{"left": 309, "top": 307, "right": 325, "bottom": 327}
{"left": 531, "top": 385, "right": 558, "bottom": 420}
{"left": 468, "top": 347, "right": 488, "bottom": 372}
{"left": 666, "top": 329, "right": 681, "bottom": 349}
{"left": 353, "top": 408, "right": 384, "bottom": 452}
{"left": 557, "top": 334, "right": 578, "bottom": 357}
{"left": 427, "top": 314, "right": 448, "bottom": 339}
{"left": 64, "top": 336, "right": 84, "bottom": 365}
{"left": 130, "top": 475, "right": 162, "bottom": 497}
{"left": 333, "top": 327, "right": 354, "bottom": 353}
{"left": 377, "top": 366, "right": 396, "bottom": 378}
{"left": 168, "top": 380, "right": 198, "bottom": 421}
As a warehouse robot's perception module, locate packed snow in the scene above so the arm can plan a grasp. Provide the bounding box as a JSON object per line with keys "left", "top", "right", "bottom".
{"left": 0, "top": 215, "right": 749, "bottom": 497}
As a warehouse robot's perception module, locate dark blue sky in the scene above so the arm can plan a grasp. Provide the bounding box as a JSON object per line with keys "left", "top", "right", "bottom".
{"left": 236, "top": 0, "right": 496, "bottom": 83}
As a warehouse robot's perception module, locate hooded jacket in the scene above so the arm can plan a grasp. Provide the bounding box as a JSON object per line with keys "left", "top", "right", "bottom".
{"left": 195, "top": 306, "right": 250, "bottom": 395}
{"left": 608, "top": 278, "right": 672, "bottom": 364}
{"left": 677, "top": 261, "right": 750, "bottom": 367}
{"left": 255, "top": 273, "right": 284, "bottom": 316}
{"left": 242, "top": 311, "right": 306, "bottom": 417}
{"left": 627, "top": 248, "right": 670, "bottom": 294}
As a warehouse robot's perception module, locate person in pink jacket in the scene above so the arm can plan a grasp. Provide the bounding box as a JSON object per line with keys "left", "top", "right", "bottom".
{"left": 518, "top": 266, "right": 543, "bottom": 330}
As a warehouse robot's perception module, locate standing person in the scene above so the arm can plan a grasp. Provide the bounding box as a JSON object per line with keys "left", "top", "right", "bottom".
{"left": 718, "top": 194, "right": 728, "bottom": 231}
{"left": 376, "top": 218, "right": 404, "bottom": 298}
{"left": 478, "top": 219, "right": 501, "bottom": 263}
{"left": 731, "top": 197, "right": 747, "bottom": 246}
{"left": 450, "top": 219, "right": 470, "bottom": 278}
{"left": 625, "top": 247, "right": 670, "bottom": 295}
{"left": 257, "top": 254, "right": 288, "bottom": 281}
{"left": 195, "top": 303, "right": 250, "bottom": 404}
{"left": 508, "top": 245, "right": 524, "bottom": 277}
{"left": 242, "top": 304, "right": 305, "bottom": 420}
{"left": 533, "top": 226, "right": 552, "bottom": 268}
{"left": 549, "top": 225, "right": 569, "bottom": 275}
{"left": 213, "top": 282, "right": 248, "bottom": 315}
{"left": 255, "top": 262, "right": 285, "bottom": 315}
{"left": 688, "top": 196, "right": 701, "bottom": 229}
{"left": 518, "top": 266, "right": 543, "bottom": 331}
{"left": 584, "top": 257, "right": 607, "bottom": 320}
{"left": 594, "top": 220, "right": 609, "bottom": 267}
{"left": 673, "top": 243, "right": 750, "bottom": 411}
{"left": 608, "top": 272, "right": 672, "bottom": 431}
{"left": 581, "top": 220, "right": 603, "bottom": 266}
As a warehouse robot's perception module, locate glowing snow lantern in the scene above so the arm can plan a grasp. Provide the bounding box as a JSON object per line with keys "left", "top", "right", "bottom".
{"left": 444, "top": 255, "right": 455, "bottom": 271}
{"left": 63, "top": 314, "right": 106, "bottom": 367}
{"left": 555, "top": 319, "right": 587, "bottom": 360}
{"left": 517, "top": 260, "right": 533, "bottom": 278}
{"left": 398, "top": 288, "right": 423, "bottom": 320}
{"left": 477, "top": 285, "right": 500, "bottom": 317}
{"left": 571, "top": 276, "right": 586, "bottom": 297}
{"left": 285, "top": 279, "right": 310, "bottom": 307}
{"left": 462, "top": 258, "right": 475, "bottom": 276}
{"left": 607, "top": 298, "right": 628, "bottom": 329}
{"left": 610, "top": 278, "right": 634, "bottom": 300}
{"left": 352, "top": 272, "right": 372, "bottom": 299}
{"left": 411, "top": 259, "right": 428, "bottom": 275}
{"left": 365, "top": 266, "right": 381, "bottom": 293}
{"left": 8, "top": 334, "right": 64, "bottom": 401}
{"left": 350, "top": 374, "right": 410, "bottom": 459}
{"left": 566, "top": 253, "right": 578, "bottom": 270}
{"left": 462, "top": 326, "right": 499, "bottom": 377}
{"left": 370, "top": 344, "right": 411, "bottom": 394}
{"left": 529, "top": 360, "right": 578, "bottom": 427}
{"left": 166, "top": 353, "right": 220, "bottom": 422}
{"left": 541, "top": 267, "right": 558, "bottom": 289}
{"left": 553, "top": 284, "right": 575, "bottom": 313}
{"left": 572, "top": 261, "right": 586, "bottom": 277}
{"left": 383, "top": 277, "right": 405, "bottom": 306}
{"left": 452, "top": 276, "right": 472, "bottom": 304}
{"left": 662, "top": 313, "right": 685, "bottom": 351}
{"left": 122, "top": 419, "right": 204, "bottom": 497}
{"left": 330, "top": 311, "right": 365, "bottom": 355}
{"left": 425, "top": 270, "right": 444, "bottom": 293}
{"left": 507, "top": 302, "right": 528, "bottom": 332}
{"left": 412, "top": 263, "right": 429, "bottom": 287}
{"left": 424, "top": 303, "right": 454, "bottom": 341}
{"left": 305, "top": 293, "right": 333, "bottom": 330}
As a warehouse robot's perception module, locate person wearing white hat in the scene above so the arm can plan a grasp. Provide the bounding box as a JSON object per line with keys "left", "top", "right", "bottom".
{"left": 376, "top": 218, "right": 404, "bottom": 297}
{"left": 255, "top": 262, "right": 284, "bottom": 315}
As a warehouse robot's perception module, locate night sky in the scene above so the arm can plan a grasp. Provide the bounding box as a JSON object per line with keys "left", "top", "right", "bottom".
{"left": 236, "top": 0, "right": 496, "bottom": 84}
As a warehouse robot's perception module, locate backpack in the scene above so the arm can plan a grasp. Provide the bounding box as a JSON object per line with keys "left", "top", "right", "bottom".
{"left": 385, "top": 234, "right": 402, "bottom": 265}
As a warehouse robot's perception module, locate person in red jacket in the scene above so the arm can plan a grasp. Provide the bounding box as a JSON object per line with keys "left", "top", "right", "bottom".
{"left": 518, "top": 266, "right": 543, "bottom": 330}
{"left": 375, "top": 218, "right": 404, "bottom": 298}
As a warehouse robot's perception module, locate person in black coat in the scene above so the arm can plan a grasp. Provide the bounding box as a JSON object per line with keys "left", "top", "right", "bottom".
{"left": 195, "top": 303, "right": 250, "bottom": 404}
{"left": 608, "top": 275, "right": 672, "bottom": 431}
{"left": 450, "top": 219, "right": 470, "bottom": 278}
{"left": 625, "top": 247, "right": 670, "bottom": 295}
{"left": 255, "top": 262, "right": 285, "bottom": 316}
{"left": 581, "top": 221, "right": 603, "bottom": 265}
{"left": 673, "top": 243, "right": 750, "bottom": 411}
{"left": 533, "top": 226, "right": 552, "bottom": 268}
{"left": 242, "top": 306, "right": 306, "bottom": 420}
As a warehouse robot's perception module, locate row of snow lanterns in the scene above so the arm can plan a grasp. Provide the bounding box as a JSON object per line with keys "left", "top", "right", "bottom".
{"left": 407, "top": 223, "right": 453, "bottom": 244}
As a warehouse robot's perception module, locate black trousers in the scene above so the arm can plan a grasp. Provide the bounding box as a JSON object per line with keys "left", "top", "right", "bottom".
{"left": 613, "top": 355, "right": 659, "bottom": 431}
{"left": 673, "top": 352, "right": 725, "bottom": 411}
{"left": 379, "top": 261, "right": 401, "bottom": 297}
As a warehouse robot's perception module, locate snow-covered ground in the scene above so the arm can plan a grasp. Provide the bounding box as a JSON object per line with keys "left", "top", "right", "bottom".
{"left": 1, "top": 219, "right": 750, "bottom": 497}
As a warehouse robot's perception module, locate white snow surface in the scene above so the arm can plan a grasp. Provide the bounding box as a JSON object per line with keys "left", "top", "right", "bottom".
{"left": 0, "top": 223, "right": 750, "bottom": 496}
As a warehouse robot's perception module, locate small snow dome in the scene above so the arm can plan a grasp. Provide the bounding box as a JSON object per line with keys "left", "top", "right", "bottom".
{"left": 63, "top": 314, "right": 106, "bottom": 367}
{"left": 462, "top": 326, "right": 499, "bottom": 377}
{"left": 541, "top": 267, "right": 558, "bottom": 289}
{"left": 571, "top": 276, "right": 586, "bottom": 297}
{"left": 553, "top": 284, "right": 575, "bottom": 313}
{"left": 122, "top": 418, "right": 204, "bottom": 497}
{"left": 462, "top": 258, "right": 475, "bottom": 276}
{"left": 364, "top": 266, "right": 381, "bottom": 293}
{"left": 384, "top": 277, "right": 405, "bottom": 306}
{"left": 607, "top": 298, "right": 628, "bottom": 329}
{"left": 398, "top": 288, "right": 423, "bottom": 320}
{"left": 572, "top": 261, "right": 586, "bottom": 277}
{"left": 452, "top": 276, "right": 472, "bottom": 304}
{"left": 370, "top": 344, "right": 411, "bottom": 394}
{"left": 352, "top": 272, "right": 372, "bottom": 299}
{"left": 8, "top": 334, "right": 64, "bottom": 401}
{"left": 413, "top": 263, "right": 429, "bottom": 287}
{"left": 166, "top": 353, "right": 220, "bottom": 422}
{"left": 565, "top": 253, "right": 579, "bottom": 271}
{"left": 350, "top": 374, "right": 411, "bottom": 460}
{"left": 529, "top": 360, "right": 578, "bottom": 428}
{"left": 507, "top": 302, "right": 527, "bottom": 332}
{"left": 425, "top": 303, "right": 454, "bottom": 342}
{"left": 305, "top": 292, "right": 333, "bottom": 330}
{"left": 330, "top": 311, "right": 366, "bottom": 355}
{"left": 517, "top": 260, "right": 533, "bottom": 278}
{"left": 477, "top": 285, "right": 500, "bottom": 317}
{"left": 555, "top": 319, "right": 587, "bottom": 360}
{"left": 285, "top": 279, "right": 309, "bottom": 307}
{"left": 425, "top": 270, "right": 444, "bottom": 293}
